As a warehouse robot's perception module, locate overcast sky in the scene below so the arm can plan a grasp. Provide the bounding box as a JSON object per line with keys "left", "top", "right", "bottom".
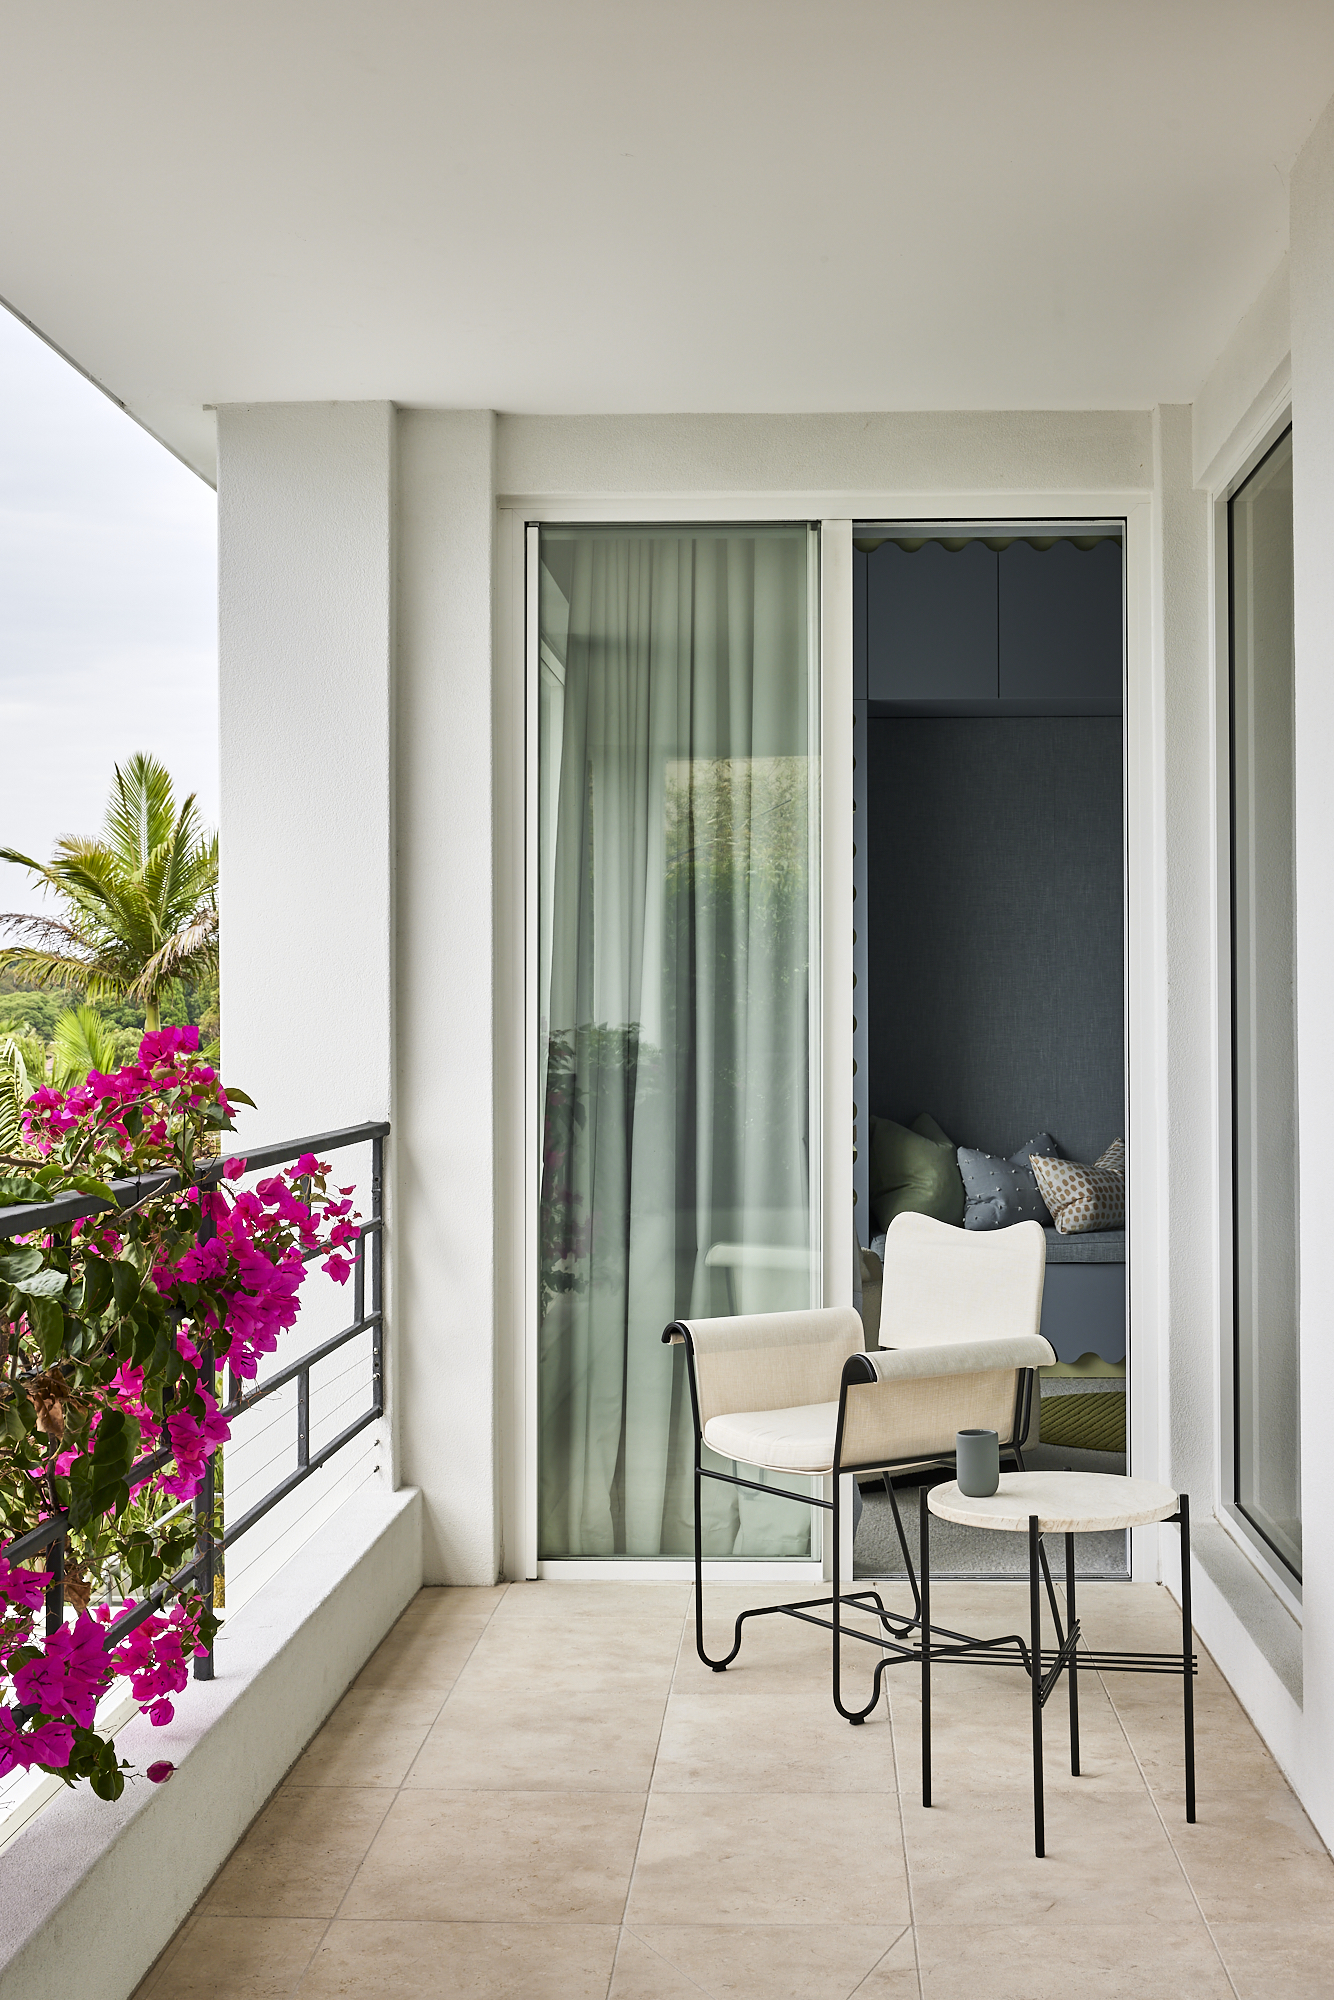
{"left": 0, "top": 306, "right": 217, "bottom": 921}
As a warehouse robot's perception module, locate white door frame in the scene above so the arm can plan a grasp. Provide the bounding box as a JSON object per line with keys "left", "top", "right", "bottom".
{"left": 496, "top": 487, "right": 1156, "bottom": 1584}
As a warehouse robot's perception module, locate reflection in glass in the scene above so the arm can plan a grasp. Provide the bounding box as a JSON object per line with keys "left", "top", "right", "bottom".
{"left": 1230, "top": 430, "right": 1299, "bottom": 1577}
{"left": 537, "top": 526, "right": 818, "bottom": 1558}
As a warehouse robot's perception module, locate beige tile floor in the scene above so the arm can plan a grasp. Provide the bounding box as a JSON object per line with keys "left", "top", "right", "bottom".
{"left": 134, "top": 1579, "right": 1333, "bottom": 2000}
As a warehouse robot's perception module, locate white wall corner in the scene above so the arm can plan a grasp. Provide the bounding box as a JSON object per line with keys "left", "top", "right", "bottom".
{"left": 1192, "top": 259, "right": 1291, "bottom": 493}
{"left": 394, "top": 409, "right": 501, "bottom": 1584}
{"left": 1288, "top": 84, "right": 1334, "bottom": 1855}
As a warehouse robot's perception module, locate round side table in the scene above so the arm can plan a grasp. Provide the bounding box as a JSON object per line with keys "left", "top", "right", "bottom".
{"left": 923, "top": 1471, "right": 1194, "bottom": 1857}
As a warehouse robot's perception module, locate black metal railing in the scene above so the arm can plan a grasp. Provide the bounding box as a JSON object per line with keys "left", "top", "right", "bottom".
{"left": 0, "top": 1121, "right": 387, "bottom": 1684}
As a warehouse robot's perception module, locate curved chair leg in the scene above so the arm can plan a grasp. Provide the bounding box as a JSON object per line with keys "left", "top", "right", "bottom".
{"left": 693, "top": 1454, "right": 746, "bottom": 1671}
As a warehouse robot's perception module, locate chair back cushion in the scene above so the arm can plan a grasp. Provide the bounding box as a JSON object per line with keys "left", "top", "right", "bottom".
{"left": 669, "top": 1307, "right": 864, "bottom": 1430}
{"left": 879, "top": 1213, "right": 1046, "bottom": 1349}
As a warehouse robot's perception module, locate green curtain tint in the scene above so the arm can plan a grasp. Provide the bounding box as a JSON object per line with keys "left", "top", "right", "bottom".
{"left": 537, "top": 525, "right": 819, "bottom": 1560}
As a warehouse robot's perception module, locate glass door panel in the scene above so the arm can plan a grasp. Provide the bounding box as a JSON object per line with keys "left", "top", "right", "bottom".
{"left": 1229, "top": 428, "right": 1299, "bottom": 1578}
{"left": 536, "top": 524, "right": 819, "bottom": 1559}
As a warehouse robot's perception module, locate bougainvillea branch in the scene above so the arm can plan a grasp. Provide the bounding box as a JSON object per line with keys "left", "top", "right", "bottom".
{"left": 0, "top": 1027, "right": 359, "bottom": 1798}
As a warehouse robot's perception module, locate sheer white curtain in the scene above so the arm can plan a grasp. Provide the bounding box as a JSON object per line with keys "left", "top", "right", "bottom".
{"left": 538, "top": 526, "right": 816, "bottom": 1559}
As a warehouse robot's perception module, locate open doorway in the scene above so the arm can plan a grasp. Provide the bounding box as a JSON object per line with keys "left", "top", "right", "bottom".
{"left": 851, "top": 521, "right": 1128, "bottom": 1580}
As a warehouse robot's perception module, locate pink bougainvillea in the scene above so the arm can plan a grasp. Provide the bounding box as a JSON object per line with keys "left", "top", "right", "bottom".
{"left": 1, "top": 1026, "right": 362, "bottom": 1798}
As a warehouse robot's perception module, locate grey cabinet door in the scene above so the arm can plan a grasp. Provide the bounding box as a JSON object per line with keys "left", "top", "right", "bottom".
{"left": 999, "top": 539, "right": 1122, "bottom": 701}
{"left": 867, "top": 540, "right": 997, "bottom": 700}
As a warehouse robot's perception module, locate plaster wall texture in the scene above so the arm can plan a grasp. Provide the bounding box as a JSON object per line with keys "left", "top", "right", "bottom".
{"left": 1290, "top": 87, "right": 1334, "bottom": 1851}
{"left": 1193, "top": 257, "right": 1292, "bottom": 489}
{"left": 394, "top": 409, "right": 499, "bottom": 1585}
{"left": 217, "top": 401, "right": 394, "bottom": 1142}
{"left": 1154, "top": 404, "right": 1214, "bottom": 1507}
{"left": 496, "top": 409, "right": 1153, "bottom": 500}
{"left": 0, "top": 1485, "right": 421, "bottom": 2000}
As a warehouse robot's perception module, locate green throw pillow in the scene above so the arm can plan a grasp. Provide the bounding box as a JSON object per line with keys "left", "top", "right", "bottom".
{"left": 868, "top": 1113, "right": 965, "bottom": 1231}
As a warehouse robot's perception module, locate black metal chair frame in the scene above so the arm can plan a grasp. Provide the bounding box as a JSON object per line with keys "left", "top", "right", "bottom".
{"left": 670, "top": 1336, "right": 1042, "bottom": 1723}
{"left": 670, "top": 1329, "right": 1199, "bottom": 1833}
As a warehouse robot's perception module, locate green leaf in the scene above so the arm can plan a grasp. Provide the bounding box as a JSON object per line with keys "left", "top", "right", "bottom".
{"left": 79, "top": 1257, "right": 115, "bottom": 1318}
{"left": 27, "top": 1293, "right": 64, "bottom": 1364}
{"left": 14, "top": 1267, "right": 69, "bottom": 1300}
{"left": 63, "top": 1173, "right": 118, "bottom": 1205}
{"left": 224, "top": 1088, "right": 256, "bottom": 1108}
{"left": 0, "top": 1247, "right": 43, "bottom": 1284}
{"left": 66, "top": 1409, "right": 140, "bottom": 1530}
{"left": 111, "top": 1260, "right": 141, "bottom": 1311}
{"left": 1, "top": 1399, "right": 30, "bottom": 1442}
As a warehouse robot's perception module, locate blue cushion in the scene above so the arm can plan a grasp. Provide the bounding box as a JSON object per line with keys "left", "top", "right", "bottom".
{"left": 958, "top": 1132, "right": 1060, "bottom": 1230}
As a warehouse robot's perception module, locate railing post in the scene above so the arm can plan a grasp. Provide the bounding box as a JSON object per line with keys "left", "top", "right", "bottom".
{"left": 45, "top": 1531, "right": 65, "bottom": 1636}
{"left": 297, "top": 1366, "right": 310, "bottom": 1470}
{"left": 194, "top": 1453, "right": 216, "bottom": 1681}
{"left": 371, "top": 1134, "right": 383, "bottom": 1419}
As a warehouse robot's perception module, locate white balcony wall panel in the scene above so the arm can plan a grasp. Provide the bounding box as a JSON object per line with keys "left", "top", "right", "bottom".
{"left": 395, "top": 410, "right": 499, "bottom": 1585}
{"left": 1291, "top": 88, "right": 1334, "bottom": 1852}
{"left": 217, "top": 402, "right": 395, "bottom": 1591}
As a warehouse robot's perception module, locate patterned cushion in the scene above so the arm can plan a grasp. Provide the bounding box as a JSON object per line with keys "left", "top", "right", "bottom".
{"left": 958, "top": 1132, "right": 1060, "bottom": 1230}
{"left": 1030, "top": 1141, "right": 1125, "bottom": 1235}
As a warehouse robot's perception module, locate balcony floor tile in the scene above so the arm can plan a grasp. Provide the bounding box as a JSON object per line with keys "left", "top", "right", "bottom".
{"left": 131, "top": 1580, "right": 1334, "bottom": 2000}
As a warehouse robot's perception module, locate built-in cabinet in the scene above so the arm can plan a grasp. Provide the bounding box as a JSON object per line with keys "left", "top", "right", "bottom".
{"left": 864, "top": 534, "right": 1122, "bottom": 709}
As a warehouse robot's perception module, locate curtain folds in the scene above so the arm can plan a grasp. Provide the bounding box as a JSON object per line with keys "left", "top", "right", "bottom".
{"left": 537, "top": 527, "right": 816, "bottom": 1559}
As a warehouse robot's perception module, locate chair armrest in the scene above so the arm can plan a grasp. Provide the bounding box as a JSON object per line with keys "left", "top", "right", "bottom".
{"left": 835, "top": 1333, "right": 1054, "bottom": 1471}
{"left": 664, "top": 1307, "right": 864, "bottom": 1431}
{"left": 862, "top": 1333, "right": 1054, "bottom": 1380}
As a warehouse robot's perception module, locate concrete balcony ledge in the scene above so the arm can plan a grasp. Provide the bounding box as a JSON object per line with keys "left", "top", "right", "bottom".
{"left": 0, "top": 1480, "right": 422, "bottom": 2000}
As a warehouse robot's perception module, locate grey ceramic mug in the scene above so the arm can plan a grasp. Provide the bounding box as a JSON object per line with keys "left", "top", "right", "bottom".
{"left": 956, "top": 1428, "right": 1000, "bottom": 1498}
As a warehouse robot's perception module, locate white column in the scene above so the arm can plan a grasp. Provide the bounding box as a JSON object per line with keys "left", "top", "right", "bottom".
{"left": 217, "top": 402, "right": 394, "bottom": 1141}
{"left": 395, "top": 411, "right": 499, "bottom": 1584}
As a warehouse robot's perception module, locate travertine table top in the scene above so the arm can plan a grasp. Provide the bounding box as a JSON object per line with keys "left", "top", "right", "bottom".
{"left": 928, "top": 1469, "right": 1178, "bottom": 1534}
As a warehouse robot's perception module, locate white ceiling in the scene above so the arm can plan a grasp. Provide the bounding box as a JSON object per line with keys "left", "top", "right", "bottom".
{"left": 3, "top": 1, "right": 1332, "bottom": 481}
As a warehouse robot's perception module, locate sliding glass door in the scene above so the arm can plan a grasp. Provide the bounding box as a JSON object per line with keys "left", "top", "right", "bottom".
{"left": 1229, "top": 428, "right": 1299, "bottom": 1579}
{"left": 536, "top": 524, "right": 820, "bottom": 1560}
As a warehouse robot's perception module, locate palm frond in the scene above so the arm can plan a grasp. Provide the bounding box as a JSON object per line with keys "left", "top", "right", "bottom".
{"left": 51, "top": 1006, "right": 122, "bottom": 1087}
{"left": 0, "top": 1037, "right": 32, "bottom": 1153}
{"left": 102, "top": 754, "right": 179, "bottom": 873}
{"left": 129, "top": 905, "right": 219, "bottom": 998}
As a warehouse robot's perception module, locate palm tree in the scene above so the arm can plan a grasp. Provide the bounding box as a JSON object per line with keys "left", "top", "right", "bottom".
{"left": 0, "top": 754, "right": 218, "bottom": 1033}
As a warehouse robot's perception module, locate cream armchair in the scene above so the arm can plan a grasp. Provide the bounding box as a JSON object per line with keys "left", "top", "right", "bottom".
{"left": 664, "top": 1218, "right": 1053, "bottom": 1722}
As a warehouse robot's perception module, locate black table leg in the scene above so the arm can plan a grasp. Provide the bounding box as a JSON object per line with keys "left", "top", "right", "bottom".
{"left": 1180, "top": 1494, "right": 1195, "bottom": 1824}
{"left": 1030, "top": 1514, "right": 1044, "bottom": 1857}
{"left": 1065, "top": 1529, "right": 1080, "bottom": 1777}
{"left": 921, "top": 1481, "right": 932, "bottom": 1808}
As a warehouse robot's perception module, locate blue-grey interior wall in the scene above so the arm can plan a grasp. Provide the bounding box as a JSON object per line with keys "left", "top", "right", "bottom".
{"left": 866, "top": 716, "right": 1124, "bottom": 1164}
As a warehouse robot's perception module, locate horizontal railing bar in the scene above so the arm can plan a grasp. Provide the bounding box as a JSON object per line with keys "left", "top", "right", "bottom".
{"left": 3, "top": 1318, "right": 380, "bottom": 1563}
{"left": 222, "top": 1315, "right": 379, "bottom": 1414}
{"left": 0, "top": 1121, "right": 389, "bottom": 1239}
{"left": 214, "top": 1122, "right": 389, "bottom": 1177}
{"left": 221, "top": 1406, "right": 379, "bottom": 1548}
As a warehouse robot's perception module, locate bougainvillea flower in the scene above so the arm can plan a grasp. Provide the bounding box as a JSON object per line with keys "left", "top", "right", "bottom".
{"left": 146, "top": 1760, "right": 175, "bottom": 1784}
{"left": 0, "top": 1711, "right": 75, "bottom": 1776}
{"left": 0, "top": 1557, "right": 52, "bottom": 1616}
{"left": 13, "top": 1613, "right": 113, "bottom": 1729}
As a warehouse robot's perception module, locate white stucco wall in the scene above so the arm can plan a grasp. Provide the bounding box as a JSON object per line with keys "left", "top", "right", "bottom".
{"left": 1193, "top": 258, "right": 1292, "bottom": 490}
{"left": 395, "top": 410, "right": 499, "bottom": 1584}
{"left": 496, "top": 409, "right": 1152, "bottom": 500}
{"left": 218, "top": 401, "right": 394, "bottom": 1143}
{"left": 1291, "top": 90, "right": 1334, "bottom": 1849}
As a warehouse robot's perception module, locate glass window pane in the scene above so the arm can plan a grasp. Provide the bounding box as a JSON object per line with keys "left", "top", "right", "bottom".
{"left": 537, "top": 525, "right": 819, "bottom": 1559}
{"left": 1230, "top": 428, "right": 1300, "bottom": 1578}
